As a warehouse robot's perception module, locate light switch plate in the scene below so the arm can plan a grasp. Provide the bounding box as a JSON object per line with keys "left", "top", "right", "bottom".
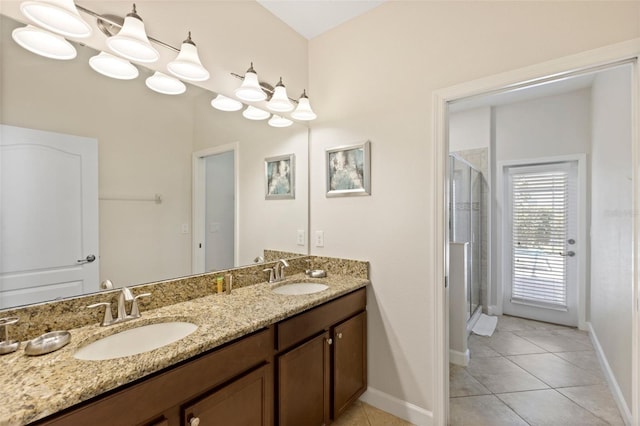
{"left": 315, "top": 230, "right": 324, "bottom": 247}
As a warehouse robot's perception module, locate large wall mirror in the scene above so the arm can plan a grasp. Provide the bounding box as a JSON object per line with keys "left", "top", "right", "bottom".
{"left": 0, "top": 14, "right": 309, "bottom": 309}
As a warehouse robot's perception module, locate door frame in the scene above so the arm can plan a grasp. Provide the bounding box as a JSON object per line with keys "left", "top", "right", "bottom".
{"left": 497, "top": 155, "right": 587, "bottom": 329}
{"left": 432, "top": 39, "right": 640, "bottom": 426}
{"left": 192, "top": 142, "right": 240, "bottom": 274}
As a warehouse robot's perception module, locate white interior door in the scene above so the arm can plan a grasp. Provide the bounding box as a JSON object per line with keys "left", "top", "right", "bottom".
{"left": 0, "top": 125, "right": 99, "bottom": 308}
{"left": 192, "top": 143, "right": 239, "bottom": 274}
{"left": 503, "top": 160, "right": 579, "bottom": 326}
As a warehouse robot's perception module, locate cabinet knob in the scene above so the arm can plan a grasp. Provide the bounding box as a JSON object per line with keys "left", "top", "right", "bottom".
{"left": 189, "top": 416, "right": 201, "bottom": 426}
{"left": 326, "top": 338, "right": 333, "bottom": 345}
{"left": 337, "top": 332, "right": 343, "bottom": 339}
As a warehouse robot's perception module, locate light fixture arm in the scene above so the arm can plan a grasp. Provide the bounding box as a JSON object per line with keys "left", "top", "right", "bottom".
{"left": 75, "top": 3, "right": 180, "bottom": 53}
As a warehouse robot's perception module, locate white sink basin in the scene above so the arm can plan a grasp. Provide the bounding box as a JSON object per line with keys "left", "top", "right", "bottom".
{"left": 272, "top": 282, "right": 329, "bottom": 296}
{"left": 74, "top": 321, "right": 198, "bottom": 361}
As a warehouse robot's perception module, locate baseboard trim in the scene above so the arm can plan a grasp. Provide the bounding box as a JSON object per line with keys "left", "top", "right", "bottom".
{"left": 587, "top": 322, "right": 632, "bottom": 424}
{"left": 360, "top": 387, "right": 433, "bottom": 426}
{"left": 450, "top": 349, "right": 470, "bottom": 366}
{"left": 487, "top": 305, "right": 500, "bottom": 315}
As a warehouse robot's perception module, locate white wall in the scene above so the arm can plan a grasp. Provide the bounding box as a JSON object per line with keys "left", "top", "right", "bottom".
{"left": 308, "top": 1, "right": 639, "bottom": 422}
{"left": 449, "top": 107, "right": 491, "bottom": 152}
{"left": 495, "top": 89, "right": 592, "bottom": 162}
{"left": 590, "top": 65, "right": 633, "bottom": 411}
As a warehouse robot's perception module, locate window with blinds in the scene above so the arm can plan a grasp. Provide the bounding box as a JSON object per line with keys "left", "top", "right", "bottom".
{"left": 510, "top": 169, "right": 569, "bottom": 308}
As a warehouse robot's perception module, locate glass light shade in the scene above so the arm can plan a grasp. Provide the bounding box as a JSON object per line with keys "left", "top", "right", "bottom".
{"left": 106, "top": 10, "right": 158, "bottom": 63}
{"left": 291, "top": 91, "right": 317, "bottom": 121}
{"left": 242, "top": 105, "right": 270, "bottom": 121}
{"left": 268, "top": 115, "right": 293, "bottom": 128}
{"left": 20, "top": 0, "right": 92, "bottom": 38}
{"left": 12, "top": 25, "right": 76, "bottom": 60}
{"left": 167, "top": 37, "right": 209, "bottom": 82}
{"left": 89, "top": 52, "right": 139, "bottom": 80}
{"left": 145, "top": 72, "right": 186, "bottom": 95}
{"left": 266, "top": 79, "right": 294, "bottom": 112}
{"left": 235, "top": 64, "right": 267, "bottom": 102}
{"left": 211, "top": 94, "right": 243, "bottom": 112}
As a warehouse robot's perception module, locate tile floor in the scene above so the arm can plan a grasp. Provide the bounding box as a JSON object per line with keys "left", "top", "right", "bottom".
{"left": 334, "top": 400, "right": 414, "bottom": 426}
{"left": 450, "top": 315, "right": 625, "bottom": 425}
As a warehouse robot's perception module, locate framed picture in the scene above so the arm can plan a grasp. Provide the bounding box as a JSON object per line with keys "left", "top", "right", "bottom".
{"left": 326, "top": 141, "right": 371, "bottom": 197}
{"left": 265, "top": 154, "right": 295, "bottom": 199}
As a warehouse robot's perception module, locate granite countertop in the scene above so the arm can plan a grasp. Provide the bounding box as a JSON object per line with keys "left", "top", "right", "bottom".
{"left": 0, "top": 273, "right": 369, "bottom": 426}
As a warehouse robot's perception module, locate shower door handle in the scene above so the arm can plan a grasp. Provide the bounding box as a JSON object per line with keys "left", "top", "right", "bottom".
{"left": 559, "top": 251, "right": 575, "bottom": 257}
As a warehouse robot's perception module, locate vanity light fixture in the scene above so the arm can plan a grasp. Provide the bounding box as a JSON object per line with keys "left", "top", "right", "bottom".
{"left": 89, "top": 51, "right": 139, "bottom": 80}
{"left": 211, "top": 94, "right": 243, "bottom": 112}
{"left": 20, "top": 0, "right": 92, "bottom": 38}
{"left": 167, "top": 32, "right": 209, "bottom": 82}
{"left": 242, "top": 105, "right": 270, "bottom": 121}
{"left": 268, "top": 115, "right": 293, "bottom": 128}
{"left": 291, "top": 90, "right": 317, "bottom": 121}
{"left": 11, "top": 25, "right": 76, "bottom": 60}
{"left": 106, "top": 4, "right": 159, "bottom": 63}
{"left": 266, "top": 77, "right": 294, "bottom": 113}
{"left": 234, "top": 63, "right": 267, "bottom": 102}
{"left": 145, "top": 71, "right": 186, "bottom": 95}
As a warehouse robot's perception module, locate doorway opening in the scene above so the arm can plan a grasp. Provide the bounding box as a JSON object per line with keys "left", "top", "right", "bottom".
{"left": 192, "top": 143, "right": 239, "bottom": 274}
{"left": 434, "top": 48, "right": 639, "bottom": 426}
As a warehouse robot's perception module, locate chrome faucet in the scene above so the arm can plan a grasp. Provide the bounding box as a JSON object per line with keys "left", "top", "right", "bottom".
{"left": 88, "top": 287, "right": 151, "bottom": 326}
{"left": 117, "top": 286, "right": 134, "bottom": 321}
{"left": 274, "top": 259, "right": 289, "bottom": 281}
{"left": 264, "top": 259, "right": 290, "bottom": 283}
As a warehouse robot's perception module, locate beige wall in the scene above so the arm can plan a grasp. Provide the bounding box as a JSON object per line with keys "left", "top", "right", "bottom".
{"left": 308, "top": 1, "right": 640, "bottom": 421}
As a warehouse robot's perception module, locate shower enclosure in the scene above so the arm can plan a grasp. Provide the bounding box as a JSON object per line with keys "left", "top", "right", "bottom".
{"left": 450, "top": 155, "right": 483, "bottom": 324}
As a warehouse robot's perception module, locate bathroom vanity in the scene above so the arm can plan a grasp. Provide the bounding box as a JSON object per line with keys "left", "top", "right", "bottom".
{"left": 0, "top": 265, "right": 368, "bottom": 426}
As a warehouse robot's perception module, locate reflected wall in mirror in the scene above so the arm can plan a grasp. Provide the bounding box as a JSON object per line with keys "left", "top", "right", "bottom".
{"left": 0, "top": 15, "right": 309, "bottom": 309}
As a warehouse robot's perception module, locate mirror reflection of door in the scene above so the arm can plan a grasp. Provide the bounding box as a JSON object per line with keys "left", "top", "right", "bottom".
{"left": 204, "top": 151, "right": 235, "bottom": 271}
{"left": 0, "top": 125, "right": 99, "bottom": 308}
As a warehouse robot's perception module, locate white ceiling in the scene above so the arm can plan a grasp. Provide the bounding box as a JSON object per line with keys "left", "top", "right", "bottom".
{"left": 257, "top": 0, "right": 386, "bottom": 40}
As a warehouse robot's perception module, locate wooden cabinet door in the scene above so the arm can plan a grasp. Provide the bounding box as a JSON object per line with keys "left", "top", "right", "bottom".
{"left": 333, "top": 311, "right": 367, "bottom": 419}
{"left": 182, "top": 364, "right": 273, "bottom": 426}
{"left": 278, "top": 332, "right": 331, "bottom": 426}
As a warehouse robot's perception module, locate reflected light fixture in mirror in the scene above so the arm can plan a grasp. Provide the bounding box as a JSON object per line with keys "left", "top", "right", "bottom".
{"left": 20, "top": 0, "right": 92, "bottom": 38}
{"left": 145, "top": 71, "right": 186, "bottom": 95}
{"left": 268, "top": 115, "right": 293, "bottom": 128}
{"left": 11, "top": 24, "right": 76, "bottom": 60}
{"left": 211, "top": 94, "right": 243, "bottom": 112}
{"left": 266, "top": 77, "right": 294, "bottom": 112}
{"left": 243, "top": 105, "right": 270, "bottom": 120}
{"left": 235, "top": 63, "right": 267, "bottom": 102}
{"left": 106, "top": 4, "right": 159, "bottom": 63}
{"left": 89, "top": 51, "right": 139, "bottom": 80}
{"left": 167, "top": 32, "right": 209, "bottom": 82}
{"left": 291, "top": 90, "right": 317, "bottom": 121}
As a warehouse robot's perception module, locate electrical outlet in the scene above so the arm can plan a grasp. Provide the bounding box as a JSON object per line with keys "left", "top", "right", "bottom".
{"left": 297, "top": 230, "right": 305, "bottom": 246}
{"left": 315, "top": 230, "right": 324, "bottom": 247}
{"left": 181, "top": 223, "right": 189, "bottom": 234}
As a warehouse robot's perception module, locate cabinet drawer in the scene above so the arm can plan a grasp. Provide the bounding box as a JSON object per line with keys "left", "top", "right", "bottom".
{"left": 37, "top": 327, "right": 274, "bottom": 426}
{"left": 277, "top": 288, "right": 365, "bottom": 351}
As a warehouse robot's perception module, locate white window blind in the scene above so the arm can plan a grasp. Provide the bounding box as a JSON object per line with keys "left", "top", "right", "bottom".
{"left": 511, "top": 169, "right": 569, "bottom": 307}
